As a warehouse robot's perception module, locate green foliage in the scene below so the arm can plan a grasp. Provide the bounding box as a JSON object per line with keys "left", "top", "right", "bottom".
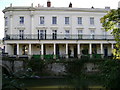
{"left": 100, "top": 9, "right": 120, "bottom": 59}
{"left": 2, "top": 73, "right": 24, "bottom": 89}
{"left": 27, "top": 59, "right": 46, "bottom": 74}
{"left": 65, "top": 59, "right": 87, "bottom": 77}
{"left": 99, "top": 59, "right": 120, "bottom": 88}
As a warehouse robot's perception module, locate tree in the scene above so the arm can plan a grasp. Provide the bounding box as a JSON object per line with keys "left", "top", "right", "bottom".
{"left": 100, "top": 8, "right": 120, "bottom": 59}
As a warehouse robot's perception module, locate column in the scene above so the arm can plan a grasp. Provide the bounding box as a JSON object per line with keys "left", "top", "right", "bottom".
{"left": 41, "top": 43, "right": 44, "bottom": 59}
{"left": 53, "top": 43, "right": 56, "bottom": 59}
{"left": 5, "top": 44, "right": 8, "bottom": 53}
{"left": 28, "top": 44, "right": 32, "bottom": 59}
{"left": 111, "top": 43, "right": 114, "bottom": 50}
{"left": 111, "top": 43, "right": 114, "bottom": 56}
{"left": 66, "top": 43, "right": 68, "bottom": 59}
{"left": 17, "top": 43, "right": 19, "bottom": 57}
{"left": 101, "top": 43, "right": 103, "bottom": 58}
{"left": 77, "top": 44, "right": 81, "bottom": 58}
{"left": 89, "top": 43, "right": 92, "bottom": 58}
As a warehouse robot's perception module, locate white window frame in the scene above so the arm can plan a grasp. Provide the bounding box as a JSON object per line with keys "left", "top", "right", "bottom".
{"left": 90, "top": 17, "right": 94, "bottom": 25}
{"left": 52, "top": 17, "right": 57, "bottom": 24}
{"left": 65, "top": 30, "right": 70, "bottom": 39}
{"left": 19, "top": 16, "right": 24, "bottom": 25}
{"left": 78, "top": 17, "right": 82, "bottom": 25}
{"left": 65, "top": 17, "right": 69, "bottom": 25}
{"left": 40, "top": 16, "right": 44, "bottom": 24}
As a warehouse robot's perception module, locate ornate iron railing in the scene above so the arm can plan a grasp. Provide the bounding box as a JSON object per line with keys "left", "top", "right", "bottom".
{"left": 4, "top": 34, "right": 114, "bottom": 40}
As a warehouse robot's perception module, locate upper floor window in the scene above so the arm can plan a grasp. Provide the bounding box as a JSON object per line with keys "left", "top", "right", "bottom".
{"left": 19, "top": 30, "right": 24, "bottom": 39}
{"left": 52, "top": 17, "right": 57, "bottom": 24}
{"left": 90, "top": 17, "right": 94, "bottom": 25}
{"left": 40, "top": 17, "right": 44, "bottom": 24}
{"left": 78, "top": 17, "right": 82, "bottom": 25}
{"left": 78, "top": 30, "right": 83, "bottom": 34}
{"left": 5, "top": 17, "right": 8, "bottom": 26}
{"left": 65, "top": 17, "right": 69, "bottom": 25}
{"left": 90, "top": 30, "right": 95, "bottom": 35}
{"left": 78, "top": 30, "right": 83, "bottom": 39}
{"left": 19, "top": 17, "right": 24, "bottom": 25}
{"left": 65, "top": 30, "right": 70, "bottom": 39}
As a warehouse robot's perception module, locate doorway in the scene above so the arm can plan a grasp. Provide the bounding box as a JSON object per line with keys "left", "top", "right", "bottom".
{"left": 104, "top": 47, "right": 108, "bottom": 57}
{"left": 74, "top": 45, "right": 77, "bottom": 58}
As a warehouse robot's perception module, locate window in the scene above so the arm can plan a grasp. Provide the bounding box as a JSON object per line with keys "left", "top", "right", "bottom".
{"left": 65, "top": 30, "right": 70, "bottom": 39}
{"left": 65, "top": 17, "right": 69, "bottom": 25}
{"left": 90, "top": 30, "right": 95, "bottom": 39}
{"left": 52, "top": 17, "right": 57, "bottom": 24}
{"left": 91, "top": 30, "right": 95, "bottom": 34}
{"left": 38, "top": 30, "right": 46, "bottom": 39}
{"left": 90, "top": 17, "right": 94, "bottom": 25}
{"left": 102, "top": 30, "right": 107, "bottom": 39}
{"left": 5, "top": 17, "right": 8, "bottom": 26}
{"left": 19, "top": 30, "right": 24, "bottom": 39}
{"left": 40, "top": 17, "right": 44, "bottom": 24}
{"left": 78, "top": 17, "right": 82, "bottom": 25}
{"left": 19, "top": 17, "right": 24, "bottom": 24}
{"left": 78, "top": 30, "right": 83, "bottom": 34}
{"left": 78, "top": 30, "right": 83, "bottom": 39}
{"left": 52, "top": 30, "right": 57, "bottom": 39}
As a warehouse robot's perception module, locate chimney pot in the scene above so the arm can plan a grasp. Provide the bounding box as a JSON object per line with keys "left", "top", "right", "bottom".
{"left": 47, "top": 0, "right": 51, "bottom": 7}
{"left": 69, "top": 2, "right": 72, "bottom": 8}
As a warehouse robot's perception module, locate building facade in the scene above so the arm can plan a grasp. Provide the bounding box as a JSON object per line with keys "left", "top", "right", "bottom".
{"left": 3, "top": 1, "right": 116, "bottom": 59}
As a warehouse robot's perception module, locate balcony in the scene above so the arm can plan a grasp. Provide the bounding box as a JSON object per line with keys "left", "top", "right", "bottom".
{"left": 4, "top": 34, "right": 114, "bottom": 40}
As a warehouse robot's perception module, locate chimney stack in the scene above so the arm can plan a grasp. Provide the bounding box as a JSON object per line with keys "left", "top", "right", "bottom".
{"left": 47, "top": 0, "right": 51, "bottom": 7}
{"left": 69, "top": 2, "right": 72, "bottom": 8}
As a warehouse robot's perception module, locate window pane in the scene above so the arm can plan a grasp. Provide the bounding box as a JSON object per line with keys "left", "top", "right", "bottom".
{"left": 20, "top": 17, "right": 24, "bottom": 24}
{"left": 90, "top": 17, "right": 94, "bottom": 25}
{"left": 40, "top": 17, "right": 44, "bottom": 24}
{"left": 52, "top": 17, "right": 57, "bottom": 24}
{"left": 65, "top": 30, "right": 70, "bottom": 39}
{"left": 91, "top": 30, "right": 95, "bottom": 34}
{"left": 78, "top": 17, "right": 82, "bottom": 25}
{"left": 78, "top": 30, "right": 83, "bottom": 34}
{"left": 65, "top": 17, "right": 69, "bottom": 24}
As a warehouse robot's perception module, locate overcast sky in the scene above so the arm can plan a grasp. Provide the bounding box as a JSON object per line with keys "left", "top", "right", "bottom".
{"left": 0, "top": 0, "right": 119, "bottom": 39}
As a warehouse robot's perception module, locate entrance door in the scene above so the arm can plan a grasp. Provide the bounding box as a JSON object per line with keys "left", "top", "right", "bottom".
{"left": 14, "top": 45, "right": 17, "bottom": 55}
{"left": 43, "top": 44, "right": 46, "bottom": 55}
{"left": 104, "top": 47, "right": 108, "bottom": 57}
{"left": 74, "top": 46, "right": 77, "bottom": 58}
{"left": 56, "top": 44, "right": 59, "bottom": 57}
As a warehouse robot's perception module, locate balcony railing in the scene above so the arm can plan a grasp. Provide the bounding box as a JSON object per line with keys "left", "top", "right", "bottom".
{"left": 4, "top": 34, "right": 115, "bottom": 40}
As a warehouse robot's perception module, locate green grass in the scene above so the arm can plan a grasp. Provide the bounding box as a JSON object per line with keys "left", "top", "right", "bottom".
{"left": 20, "top": 78, "right": 104, "bottom": 90}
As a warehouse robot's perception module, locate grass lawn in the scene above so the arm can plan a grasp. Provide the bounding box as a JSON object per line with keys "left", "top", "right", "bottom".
{"left": 21, "top": 78, "right": 104, "bottom": 89}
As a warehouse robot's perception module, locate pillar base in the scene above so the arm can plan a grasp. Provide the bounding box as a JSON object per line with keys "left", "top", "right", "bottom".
{"left": 41, "top": 55, "right": 44, "bottom": 60}
{"left": 53, "top": 55, "right": 56, "bottom": 59}
{"left": 78, "top": 54, "right": 81, "bottom": 59}
{"left": 101, "top": 54, "right": 104, "bottom": 58}
{"left": 66, "top": 54, "right": 68, "bottom": 59}
{"left": 90, "top": 54, "right": 92, "bottom": 58}
{"left": 16, "top": 55, "right": 19, "bottom": 59}
{"left": 28, "top": 55, "right": 32, "bottom": 60}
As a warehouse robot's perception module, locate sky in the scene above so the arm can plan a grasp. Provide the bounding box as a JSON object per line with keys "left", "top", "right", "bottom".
{"left": 0, "top": 0, "right": 120, "bottom": 39}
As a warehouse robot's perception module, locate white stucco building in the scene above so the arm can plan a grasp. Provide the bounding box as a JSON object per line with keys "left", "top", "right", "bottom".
{"left": 3, "top": 1, "right": 116, "bottom": 59}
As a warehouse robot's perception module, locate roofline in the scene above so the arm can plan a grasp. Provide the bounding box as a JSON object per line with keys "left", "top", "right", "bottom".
{"left": 2, "top": 6, "right": 109, "bottom": 13}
